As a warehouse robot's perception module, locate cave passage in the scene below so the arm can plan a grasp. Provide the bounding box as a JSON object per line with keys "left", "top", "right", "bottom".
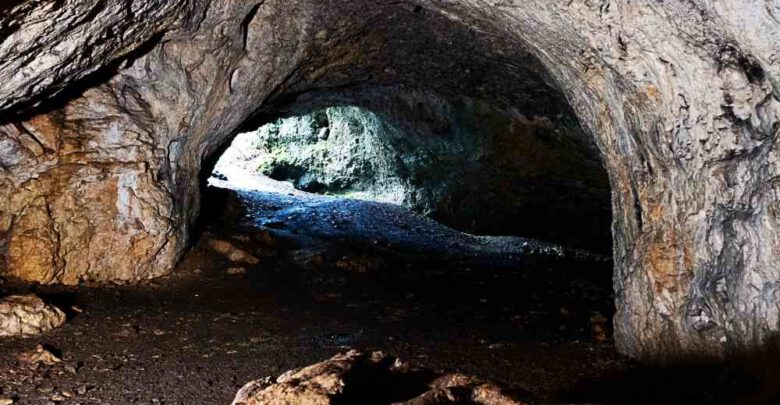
{"left": 93, "top": 101, "right": 622, "bottom": 403}
{"left": 208, "top": 104, "right": 614, "bottom": 253}
{"left": 204, "top": 105, "right": 614, "bottom": 278}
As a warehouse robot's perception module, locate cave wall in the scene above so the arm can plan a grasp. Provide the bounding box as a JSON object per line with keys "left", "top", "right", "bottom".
{"left": 1, "top": 0, "right": 779, "bottom": 362}
{"left": 223, "top": 96, "right": 610, "bottom": 250}
{"left": 0, "top": 86, "right": 178, "bottom": 283}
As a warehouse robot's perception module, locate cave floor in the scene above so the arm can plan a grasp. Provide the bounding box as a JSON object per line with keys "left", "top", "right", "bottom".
{"left": 0, "top": 186, "right": 750, "bottom": 404}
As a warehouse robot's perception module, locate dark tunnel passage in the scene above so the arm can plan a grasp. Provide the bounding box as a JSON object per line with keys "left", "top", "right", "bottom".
{"left": 178, "top": 90, "right": 622, "bottom": 404}
{"left": 206, "top": 101, "right": 613, "bottom": 253}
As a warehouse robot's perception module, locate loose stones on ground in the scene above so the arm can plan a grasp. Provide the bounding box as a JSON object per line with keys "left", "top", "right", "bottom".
{"left": 209, "top": 239, "right": 260, "bottom": 265}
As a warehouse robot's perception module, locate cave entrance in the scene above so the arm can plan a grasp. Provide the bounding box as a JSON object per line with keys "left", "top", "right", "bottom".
{"left": 193, "top": 99, "right": 616, "bottom": 385}
{"left": 207, "top": 103, "right": 613, "bottom": 253}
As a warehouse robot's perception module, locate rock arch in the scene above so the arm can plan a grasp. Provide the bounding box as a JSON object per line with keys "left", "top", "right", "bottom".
{"left": 1, "top": 0, "right": 779, "bottom": 363}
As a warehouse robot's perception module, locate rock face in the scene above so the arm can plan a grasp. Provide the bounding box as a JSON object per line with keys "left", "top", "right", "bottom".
{"left": 0, "top": 0, "right": 779, "bottom": 361}
{"left": 0, "top": 295, "right": 66, "bottom": 337}
{"left": 216, "top": 101, "right": 610, "bottom": 250}
{"left": 231, "top": 350, "right": 527, "bottom": 405}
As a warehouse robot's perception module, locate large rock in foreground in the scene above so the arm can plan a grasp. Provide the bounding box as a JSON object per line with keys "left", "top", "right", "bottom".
{"left": 232, "top": 350, "right": 527, "bottom": 405}
{"left": 0, "top": 295, "right": 66, "bottom": 337}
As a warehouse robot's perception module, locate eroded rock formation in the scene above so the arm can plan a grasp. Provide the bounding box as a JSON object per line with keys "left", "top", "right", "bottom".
{"left": 0, "top": 295, "right": 66, "bottom": 337}
{"left": 1, "top": 0, "right": 779, "bottom": 361}
{"left": 231, "top": 350, "right": 527, "bottom": 405}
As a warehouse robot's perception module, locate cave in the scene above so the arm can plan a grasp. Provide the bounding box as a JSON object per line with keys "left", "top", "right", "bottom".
{"left": 1, "top": 1, "right": 780, "bottom": 404}
{"left": 209, "top": 103, "right": 612, "bottom": 252}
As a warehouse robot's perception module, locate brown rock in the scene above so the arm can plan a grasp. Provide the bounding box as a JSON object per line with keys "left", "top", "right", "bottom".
{"left": 0, "top": 295, "right": 66, "bottom": 337}
{"left": 590, "top": 312, "right": 610, "bottom": 342}
{"left": 335, "top": 254, "right": 383, "bottom": 274}
{"left": 19, "top": 344, "right": 62, "bottom": 366}
{"left": 231, "top": 350, "right": 527, "bottom": 405}
{"left": 209, "top": 239, "right": 260, "bottom": 265}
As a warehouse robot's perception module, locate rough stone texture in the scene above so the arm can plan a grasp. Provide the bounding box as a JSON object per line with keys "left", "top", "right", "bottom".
{"left": 18, "top": 344, "right": 63, "bottom": 365}
{"left": 231, "top": 350, "right": 527, "bottom": 405}
{"left": 209, "top": 239, "right": 260, "bottom": 265}
{"left": 0, "top": 87, "right": 179, "bottom": 284}
{"left": 216, "top": 101, "right": 610, "bottom": 250}
{"left": 0, "top": 0, "right": 186, "bottom": 113}
{"left": 0, "top": 294, "right": 66, "bottom": 337}
{"left": 0, "top": 0, "right": 778, "bottom": 361}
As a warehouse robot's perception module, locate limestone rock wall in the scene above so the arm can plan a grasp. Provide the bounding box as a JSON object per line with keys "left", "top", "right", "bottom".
{"left": 0, "top": 86, "right": 178, "bottom": 284}
{"left": 0, "top": 0, "right": 778, "bottom": 361}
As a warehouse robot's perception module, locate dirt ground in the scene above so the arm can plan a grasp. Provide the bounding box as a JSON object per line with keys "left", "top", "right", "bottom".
{"left": 0, "top": 186, "right": 774, "bottom": 405}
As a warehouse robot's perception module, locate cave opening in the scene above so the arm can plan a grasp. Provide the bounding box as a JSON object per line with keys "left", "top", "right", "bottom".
{"left": 182, "top": 96, "right": 619, "bottom": 401}
{"left": 206, "top": 102, "right": 614, "bottom": 254}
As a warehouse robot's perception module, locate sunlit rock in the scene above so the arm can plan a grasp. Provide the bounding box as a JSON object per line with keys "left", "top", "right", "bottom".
{"left": 0, "top": 295, "right": 66, "bottom": 337}
{"left": 18, "top": 344, "right": 63, "bottom": 365}
{"left": 231, "top": 350, "right": 528, "bottom": 405}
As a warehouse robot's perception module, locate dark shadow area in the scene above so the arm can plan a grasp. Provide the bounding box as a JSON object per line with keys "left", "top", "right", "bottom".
{"left": 560, "top": 354, "right": 780, "bottom": 405}
{"left": 34, "top": 291, "right": 80, "bottom": 320}
{"left": 332, "top": 355, "right": 437, "bottom": 405}
{"left": 200, "top": 185, "right": 615, "bottom": 343}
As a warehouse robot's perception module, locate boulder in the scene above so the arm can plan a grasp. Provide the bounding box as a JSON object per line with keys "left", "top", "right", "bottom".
{"left": 0, "top": 295, "right": 66, "bottom": 337}
{"left": 232, "top": 350, "right": 527, "bottom": 405}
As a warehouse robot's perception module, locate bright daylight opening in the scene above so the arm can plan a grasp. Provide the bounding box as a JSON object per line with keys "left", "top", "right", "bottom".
{"left": 209, "top": 105, "right": 613, "bottom": 252}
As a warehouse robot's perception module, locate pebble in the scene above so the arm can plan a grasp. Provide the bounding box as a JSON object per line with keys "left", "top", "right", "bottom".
{"left": 226, "top": 267, "right": 247, "bottom": 275}
{"left": 0, "top": 399, "right": 13, "bottom": 405}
